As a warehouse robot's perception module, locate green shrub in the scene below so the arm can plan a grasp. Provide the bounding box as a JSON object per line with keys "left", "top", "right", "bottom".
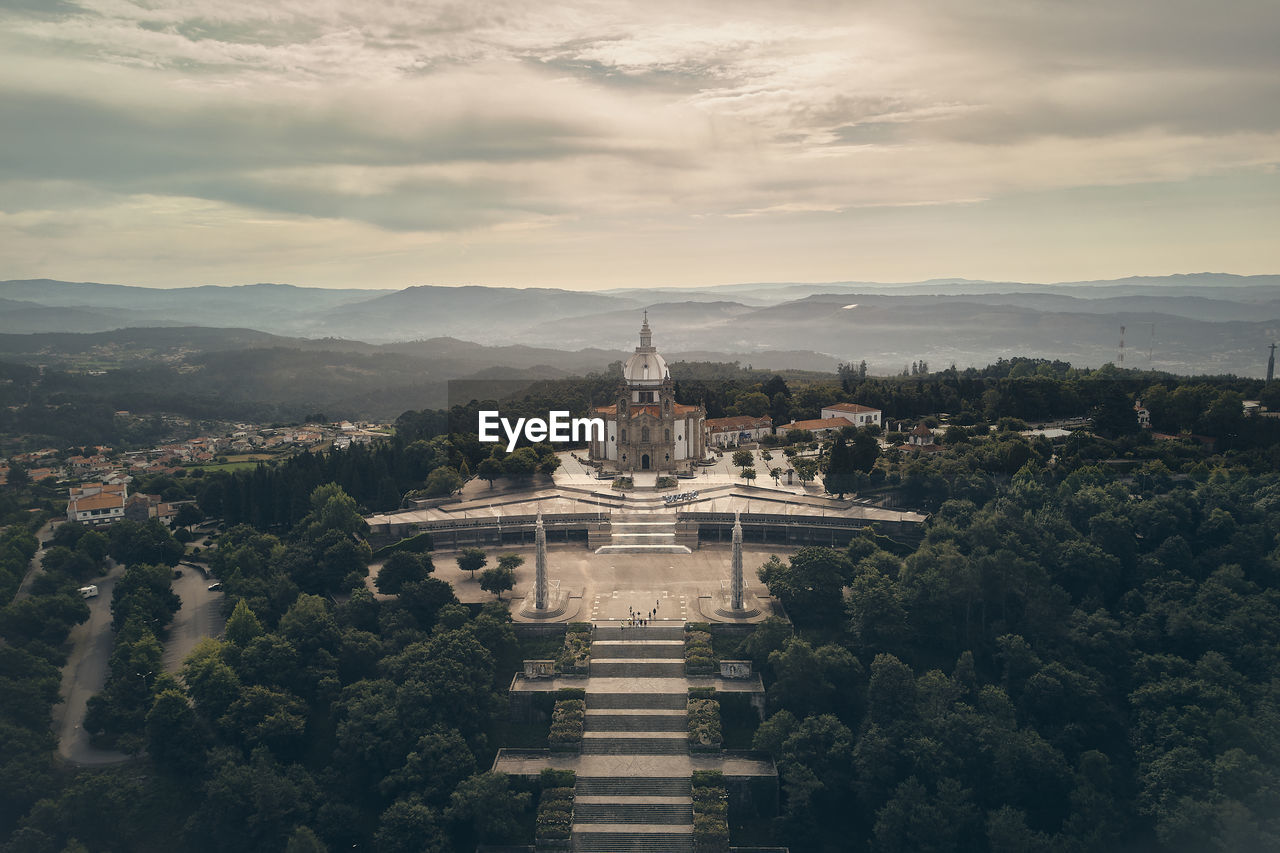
{"left": 685, "top": 626, "right": 717, "bottom": 673}
{"left": 540, "top": 768, "right": 576, "bottom": 789}
{"left": 556, "top": 687, "right": 586, "bottom": 700}
{"left": 549, "top": 699, "right": 586, "bottom": 747}
{"left": 686, "top": 655, "right": 716, "bottom": 674}
{"left": 692, "top": 770, "right": 725, "bottom": 787}
{"left": 692, "top": 774, "right": 730, "bottom": 853}
{"left": 688, "top": 698, "right": 723, "bottom": 748}
{"left": 688, "top": 686, "right": 716, "bottom": 699}
{"left": 372, "top": 531, "right": 434, "bottom": 557}
{"left": 557, "top": 630, "right": 592, "bottom": 674}
{"left": 540, "top": 787, "right": 574, "bottom": 806}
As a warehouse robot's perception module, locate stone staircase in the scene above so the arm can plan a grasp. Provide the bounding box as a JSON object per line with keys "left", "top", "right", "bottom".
{"left": 573, "top": 624, "right": 694, "bottom": 853}
{"left": 594, "top": 512, "right": 691, "bottom": 554}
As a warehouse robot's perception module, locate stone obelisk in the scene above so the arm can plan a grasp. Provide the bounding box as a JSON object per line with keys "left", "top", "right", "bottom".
{"left": 731, "top": 511, "right": 744, "bottom": 611}
{"left": 534, "top": 512, "right": 548, "bottom": 611}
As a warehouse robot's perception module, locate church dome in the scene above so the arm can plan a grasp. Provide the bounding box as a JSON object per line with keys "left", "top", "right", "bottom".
{"left": 624, "top": 351, "right": 668, "bottom": 384}
{"left": 623, "top": 313, "right": 668, "bottom": 385}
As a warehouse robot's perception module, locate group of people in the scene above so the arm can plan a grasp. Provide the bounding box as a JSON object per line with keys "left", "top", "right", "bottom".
{"left": 663, "top": 490, "right": 700, "bottom": 505}
{"left": 622, "top": 600, "right": 661, "bottom": 628}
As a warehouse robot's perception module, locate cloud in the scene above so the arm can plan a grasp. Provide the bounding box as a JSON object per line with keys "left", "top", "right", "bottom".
{"left": 0, "top": 0, "right": 1277, "bottom": 287}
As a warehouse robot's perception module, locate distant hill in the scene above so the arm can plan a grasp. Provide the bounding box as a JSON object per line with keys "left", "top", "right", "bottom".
{"left": 2, "top": 275, "right": 1278, "bottom": 376}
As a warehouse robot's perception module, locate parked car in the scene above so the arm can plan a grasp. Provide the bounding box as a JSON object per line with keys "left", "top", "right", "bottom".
{"left": 207, "top": 582, "right": 222, "bottom": 591}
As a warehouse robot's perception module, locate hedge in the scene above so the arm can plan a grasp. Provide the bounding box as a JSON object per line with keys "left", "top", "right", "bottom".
{"left": 692, "top": 773, "right": 730, "bottom": 853}
{"left": 371, "top": 531, "right": 434, "bottom": 557}
{"left": 692, "top": 769, "right": 725, "bottom": 787}
{"left": 540, "top": 768, "right": 577, "bottom": 789}
{"left": 536, "top": 785, "right": 575, "bottom": 841}
{"left": 685, "top": 627, "right": 716, "bottom": 675}
{"left": 557, "top": 629, "right": 591, "bottom": 675}
{"left": 549, "top": 698, "right": 585, "bottom": 748}
{"left": 556, "top": 687, "right": 586, "bottom": 700}
{"left": 688, "top": 697, "right": 723, "bottom": 749}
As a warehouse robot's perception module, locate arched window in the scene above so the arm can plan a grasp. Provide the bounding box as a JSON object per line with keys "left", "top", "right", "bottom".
{"left": 641, "top": 426, "right": 650, "bottom": 443}
{"left": 665, "top": 429, "right": 671, "bottom": 442}
{"left": 621, "top": 429, "right": 627, "bottom": 442}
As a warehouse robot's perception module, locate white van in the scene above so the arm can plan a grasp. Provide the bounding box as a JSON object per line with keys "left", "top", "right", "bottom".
{"left": 78, "top": 585, "right": 99, "bottom": 599}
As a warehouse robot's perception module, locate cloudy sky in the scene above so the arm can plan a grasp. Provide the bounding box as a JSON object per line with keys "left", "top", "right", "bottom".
{"left": 2, "top": 0, "right": 1278, "bottom": 290}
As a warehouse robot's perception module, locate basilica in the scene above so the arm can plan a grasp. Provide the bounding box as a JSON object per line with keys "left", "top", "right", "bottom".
{"left": 588, "top": 314, "right": 706, "bottom": 473}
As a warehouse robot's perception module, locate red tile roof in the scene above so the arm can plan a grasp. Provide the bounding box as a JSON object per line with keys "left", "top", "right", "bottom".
{"left": 825, "top": 403, "right": 881, "bottom": 414}
{"left": 781, "top": 417, "right": 853, "bottom": 432}
{"left": 706, "top": 415, "right": 773, "bottom": 432}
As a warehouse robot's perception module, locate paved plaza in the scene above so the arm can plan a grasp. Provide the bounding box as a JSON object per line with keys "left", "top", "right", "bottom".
{"left": 373, "top": 544, "right": 783, "bottom": 616}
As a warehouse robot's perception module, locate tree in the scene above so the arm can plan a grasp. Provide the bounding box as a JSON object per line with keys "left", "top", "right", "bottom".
{"left": 284, "top": 827, "right": 328, "bottom": 853}
{"left": 377, "top": 552, "right": 429, "bottom": 595}
{"left": 224, "top": 598, "right": 264, "bottom": 646}
{"left": 380, "top": 726, "right": 476, "bottom": 804}
{"left": 7, "top": 462, "right": 30, "bottom": 489}
{"left": 736, "top": 392, "right": 771, "bottom": 417}
{"left": 175, "top": 503, "right": 204, "bottom": 529}
{"left": 757, "top": 548, "right": 852, "bottom": 629}
{"left": 850, "top": 428, "right": 880, "bottom": 472}
{"left": 107, "top": 520, "right": 183, "bottom": 567}
{"left": 479, "top": 565, "right": 516, "bottom": 600}
{"left": 793, "top": 457, "right": 819, "bottom": 485}
{"left": 476, "top": 457, "right": 504, "bottom": 488}
{"left": 111, "top": 563, "right": 181, "bottom": 631}
{"left": 183, "top": 749, "right": 317, "bottom": 853}
{"left": 502, "top": 448, "right": 540, "bottom": 479}
{"left": 297, "top": 484, "right": 367, "bottom": 543}
{"left": 741, "top": 466, "right": 757, "bottom": 485}
{"left": 732, "top": 450, "right": 754, "bottom": 472}
{"left": 445, "top": 772, "right": 530, "bottom": 843}
{"left": 424, "top": 467, "right": 462, "bottom": 497}
{"left": 824, "top": 433, "right": 858, "bottom": 499}
{"left": 375, "top": 799, "right": 446, "bottom": 853}
{"left": 146, "top": 688, "right": 208, "bottom": 776}
{"left": 770, "top": 467, "right": 783, "bottom": 486}
{"left": 457, "top": 548, "right": 487, "bottom": 580}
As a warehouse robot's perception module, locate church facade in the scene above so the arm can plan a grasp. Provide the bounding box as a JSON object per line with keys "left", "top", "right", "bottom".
{"left": 588, "top": 315, "right": 706, "bottom": 473}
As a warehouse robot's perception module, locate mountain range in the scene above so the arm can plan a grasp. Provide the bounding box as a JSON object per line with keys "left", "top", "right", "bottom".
{"left": 2, "top": 274, "right": 1278, "bottom": 378}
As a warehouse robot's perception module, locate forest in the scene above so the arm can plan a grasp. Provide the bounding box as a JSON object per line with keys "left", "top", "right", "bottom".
{"left": 735, "top": 434, "right": 1280, "bottom": 851}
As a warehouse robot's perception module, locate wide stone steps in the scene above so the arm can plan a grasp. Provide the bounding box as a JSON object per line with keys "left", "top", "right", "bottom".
{"left": 591, "top": 640, "right": 684, "bottom": 659}
{"left": 572, "top": 826, "right": 694, "bottom": 853}
{"left": 594, "top": 543, "right": 692, "bottom": 554}
{"left": 593, "top": 624, "right": 685, "bottom": 642}
{"left": 584, "top": 710, "right": 688, "bottom": 732}
{"left": 581, "top": 733, "right": 688, "bottom": 754}
{"left": 572, "top": 796, "right": 693, "bottom": 825}
{"left": 586, "top": 691, "right": 687, "bottom": 710}
{"left": 575, "top": 777, "right": 691, "bottom": 797}
{"left": 596, "top": 515, "right": 691, "bottom": 555}
{"left": 590, "top": 659, "right": 686, "bottom": 678}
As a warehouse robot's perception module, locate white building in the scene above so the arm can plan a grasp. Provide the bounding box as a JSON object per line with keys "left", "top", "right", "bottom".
{"left": 66, "top": 482, "right": 127, "bottom": 526}
{"left": 821, "top": 403, "right": 882, "bottom": 428}
{"left": 705, "top": 415, "right": 774, "bottom": 448}
{"left": 777, "top": 416, "right": 854, "bottom": 439}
